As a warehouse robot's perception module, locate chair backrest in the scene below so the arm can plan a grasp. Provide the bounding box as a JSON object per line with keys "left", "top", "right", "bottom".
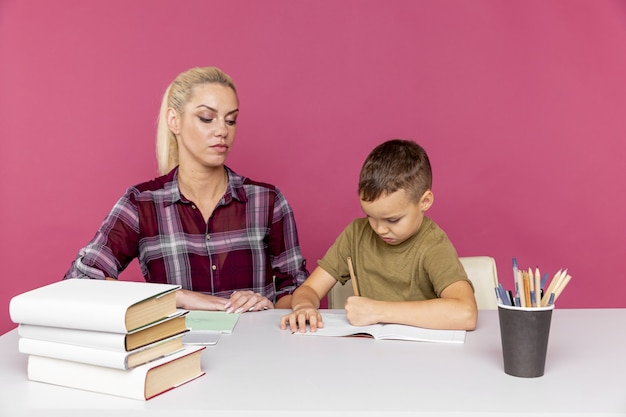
{"left": 326, "top": 275, "right": 356, "bottom": 310}
{"left": 459, "top": 256, "right": 498, "bottom": 310}
{"left": 326, "top": 256, "right": 499, "bottom": 310}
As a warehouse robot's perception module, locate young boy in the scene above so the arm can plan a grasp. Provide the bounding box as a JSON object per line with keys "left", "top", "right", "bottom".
{"left": 280, "top": 139, "right": 477, "bottom": 333}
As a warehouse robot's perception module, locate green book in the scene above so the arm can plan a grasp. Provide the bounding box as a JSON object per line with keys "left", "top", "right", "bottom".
{"left": 185, "top": 311, "right": 240, "bottom": 333}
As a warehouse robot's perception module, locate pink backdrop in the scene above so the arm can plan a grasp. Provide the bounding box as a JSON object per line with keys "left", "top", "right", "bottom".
{"left": 2, "top": 0, "right": 625, "bottom": 333}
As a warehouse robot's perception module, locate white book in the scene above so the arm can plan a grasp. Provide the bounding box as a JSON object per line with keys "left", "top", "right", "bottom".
{"left": 17, "top": 310, "right": 188, "bottom": 351}
{"left": 294, "top": 312, "right": 466, "bottom": 344}
{"left": 19, "top": 332, "right": 185, "bottom": 370}
{"left": 9, "top": 279, "right": 180, "bottom": 333}
{"left": 27, "top": 345, "right": 206, "bottom": 400}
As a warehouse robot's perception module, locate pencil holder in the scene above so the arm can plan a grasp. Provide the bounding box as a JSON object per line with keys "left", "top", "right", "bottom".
{"left": 497, "top": 304, "right": 554, "bottom": 378}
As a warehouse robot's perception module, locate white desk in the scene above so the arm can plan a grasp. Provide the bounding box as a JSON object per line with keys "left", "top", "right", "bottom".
{"left": 1, "top": 309, "right": 625, "bottom": 416}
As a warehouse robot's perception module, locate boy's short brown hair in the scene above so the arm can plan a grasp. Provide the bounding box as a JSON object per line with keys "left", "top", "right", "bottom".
{"left": 358, "top": 139, "right": 432, "bottom": 203}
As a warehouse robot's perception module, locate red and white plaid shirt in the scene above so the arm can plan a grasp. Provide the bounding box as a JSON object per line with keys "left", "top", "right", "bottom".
{"left": 64, "top": 166, "right": 309, "bottom": 301}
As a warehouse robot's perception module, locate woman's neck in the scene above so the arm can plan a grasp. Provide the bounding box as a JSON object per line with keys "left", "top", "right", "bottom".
{"left": 177, "top": 165, "right": 229, "bottom": 209}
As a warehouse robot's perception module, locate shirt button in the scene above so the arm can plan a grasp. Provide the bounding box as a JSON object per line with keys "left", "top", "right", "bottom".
{"left": 212, "top": 265, "right": 217, "bottom": 271}
{"left": 206, "top": 234, "right": 210, "bottom": 240}
{"left": 191, "top": 204, "right": 196, "bottom": 209}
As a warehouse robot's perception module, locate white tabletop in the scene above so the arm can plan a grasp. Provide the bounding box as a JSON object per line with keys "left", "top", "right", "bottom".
{"left": 1, "top": 309, "right": 625, "bottom": 416}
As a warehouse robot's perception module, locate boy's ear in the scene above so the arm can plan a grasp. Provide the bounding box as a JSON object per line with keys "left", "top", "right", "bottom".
{"left": 420, "top": 190, "right": 434, "bottom": 211}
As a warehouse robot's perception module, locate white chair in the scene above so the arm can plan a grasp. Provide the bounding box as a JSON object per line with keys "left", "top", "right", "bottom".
{"left": 459, "top": 256, "right": 498, "bottom": 310}
{"left": 327, "top": 275, "right": 356, "bottom": 310}
{"left": 326, "top": 256, "right": 499, "bottom": 310}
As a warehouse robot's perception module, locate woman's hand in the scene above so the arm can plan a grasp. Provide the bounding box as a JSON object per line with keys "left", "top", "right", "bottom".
{"left": 225, "top": 290, "right": 274, "bottom": 313}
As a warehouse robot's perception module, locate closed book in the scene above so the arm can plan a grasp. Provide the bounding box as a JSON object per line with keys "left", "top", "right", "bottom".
{"left": 27, "top": 345, "right": 205, "bottom": 400}
{"left": 19, "top": 332, "right": 185, "bottom": 370}
{"left": 9, "top": 279, "right": 180, "bottom": 333}
{"left": 18, "top": 311, "right": 188, "bottom": 351}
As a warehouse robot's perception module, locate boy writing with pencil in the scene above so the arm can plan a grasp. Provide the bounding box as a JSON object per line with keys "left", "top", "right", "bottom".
{"left": 280, "top": 140, "right": 477, "bottom": 332}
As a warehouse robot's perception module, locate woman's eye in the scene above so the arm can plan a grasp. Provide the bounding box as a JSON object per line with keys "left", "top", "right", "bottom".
{"left": 226, "top": 119, "right": 237, "bottom": 126}
{"left": 387, "top": 219, "right": 399, "bottom": 224}
{"left": 198, "top": 116, "right": 213, "bottom": 123}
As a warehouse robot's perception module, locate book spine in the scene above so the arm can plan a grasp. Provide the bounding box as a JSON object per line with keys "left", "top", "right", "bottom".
{"left": 18, "top": 324, "right": 126, "bottom": 351}
{"left": 10, "top": 296, "right": 130, "bottom": 333}
{"left": 26, "top": 345, "right": 205, "bottom": 401}
{"left": 20, "top": 338, "right": 132, "bottom": 370}
{"left": 9, "top": 280, "right": 180, "bottom": 333}
{"left": 27, "top": 355, "right": 147, "bottom": 399}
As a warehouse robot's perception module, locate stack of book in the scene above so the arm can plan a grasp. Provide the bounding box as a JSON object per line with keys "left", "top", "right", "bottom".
{"left": 9, "top": 279, "right": 205, "bottom": 400}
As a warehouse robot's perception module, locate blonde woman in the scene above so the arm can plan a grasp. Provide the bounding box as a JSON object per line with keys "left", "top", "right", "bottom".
{"left": 65, "top": 67, "right": 309, "bottom": 313}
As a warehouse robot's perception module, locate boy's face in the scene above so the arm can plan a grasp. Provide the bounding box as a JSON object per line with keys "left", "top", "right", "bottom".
{"left": 360, "top": 189, "right": 433, "bottom": 246}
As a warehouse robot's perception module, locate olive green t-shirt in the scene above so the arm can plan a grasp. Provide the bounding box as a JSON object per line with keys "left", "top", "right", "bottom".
{"left": 318, "top": 217, "right": 471, "bottom": 301}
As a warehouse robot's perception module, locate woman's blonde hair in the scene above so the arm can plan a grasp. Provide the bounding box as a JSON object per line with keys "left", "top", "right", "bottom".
{"left": 156, "top": 66, "right": 237, "bottom": 175}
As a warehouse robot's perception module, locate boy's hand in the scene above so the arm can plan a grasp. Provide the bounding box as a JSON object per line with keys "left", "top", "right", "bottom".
{"left": 279, "top": 305, "right": 324, "bottom": 333}
{"left": 345, "top": 296, "right": 378, "bottom": 326}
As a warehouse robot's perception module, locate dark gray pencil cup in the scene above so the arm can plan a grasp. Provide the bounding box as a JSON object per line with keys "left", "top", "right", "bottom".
{"left": 498, "top": 304, "right": 554, "bottom": 378}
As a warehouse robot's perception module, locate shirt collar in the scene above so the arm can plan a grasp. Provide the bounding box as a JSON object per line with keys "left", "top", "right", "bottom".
{"left": 163, "top": 166, "right": 248, "bottom": 207}
{"left": 224, "top": 166, "right": 248, "bottom": 204}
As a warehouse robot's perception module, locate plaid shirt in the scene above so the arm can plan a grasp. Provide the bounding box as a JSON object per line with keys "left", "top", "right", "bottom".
{"left": 64, "top": 167, "right": 309, "bottom": 301}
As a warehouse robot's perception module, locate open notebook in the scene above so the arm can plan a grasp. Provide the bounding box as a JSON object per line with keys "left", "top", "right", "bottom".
{"left": 293, "top": 311, "right": 466, "bottom": 344}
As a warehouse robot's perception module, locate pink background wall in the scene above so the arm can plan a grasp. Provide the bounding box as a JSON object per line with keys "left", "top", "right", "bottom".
{"left": 2, "top": 0, "right": 625, "bottom": 333}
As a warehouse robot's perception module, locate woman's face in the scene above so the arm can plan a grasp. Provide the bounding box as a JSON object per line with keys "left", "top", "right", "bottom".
{"left": 170, "top": 83, "right": 239, "bottom": 171}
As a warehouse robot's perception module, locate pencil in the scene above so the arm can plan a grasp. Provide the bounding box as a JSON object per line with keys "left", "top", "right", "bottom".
{"left": 512, "top": 258, "right": 519, "bottom": 305}
{"left": 541, "top": 269, "right": 566, "bottom": 307}
{"left": 522, "top": 271, "right": 531, "bottom": 308}
{"left": 517, "top": 269, "right": 526, "bottom": 307}
{"left": 534, "top": 267, "right": 541, "bottom": 307}
{"left": 551, "top": 274, "right": 572, "bottom": 305}
{"left": 347, "top": 256, "right": 360, "bottom": 297}
{"left": 498, "top": 283, "right": 512, "bottom": 306}
{"left": 527, "top": 268, "right": 536, "bottom": 307}
{"left": 540, "top": 272, "right": 549, "bottom": 290}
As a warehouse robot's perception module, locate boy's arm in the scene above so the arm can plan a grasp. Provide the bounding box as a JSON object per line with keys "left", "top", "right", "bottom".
{"left": 279, "top": 266, "right": 338, "bottom": 333}
{"left": 345, "top": 280, "right": 478, "bottom": 330}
